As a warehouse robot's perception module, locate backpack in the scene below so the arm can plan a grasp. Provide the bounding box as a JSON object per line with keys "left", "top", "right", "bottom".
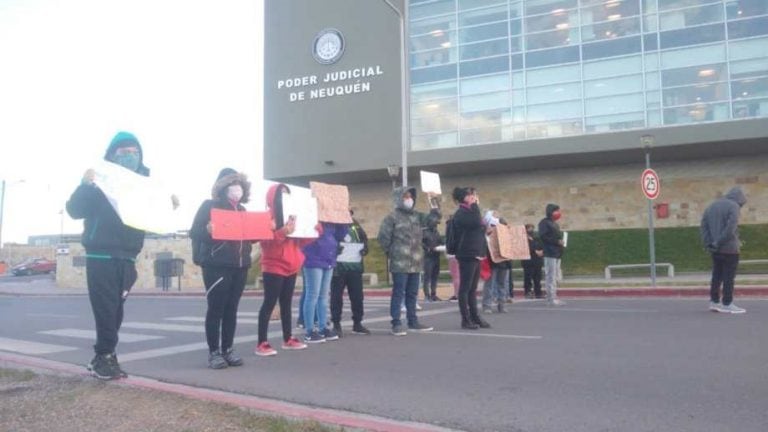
{"left": 445, "top": 218, "right": 458, "bottom": 255}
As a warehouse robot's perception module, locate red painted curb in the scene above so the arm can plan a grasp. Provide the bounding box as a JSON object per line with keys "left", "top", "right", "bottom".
{"left": 0, "top": 352, "right": 454, "bottom": 432}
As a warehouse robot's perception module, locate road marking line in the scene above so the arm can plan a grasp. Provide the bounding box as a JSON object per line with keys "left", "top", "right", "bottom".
{"left": 122, "top": 322, "right": 203, "bottom": 333}
{"left": 516, "top": 307, "right": 659, "bottom": 313}
{"left": 165, "top": 316, "right": 260, "bottom": 325}
{"left": 427, "top": 331, "right": 542, "bottom": 340}
{"left": 38, "top": 329, "right": 164, "bottom": 343}
{"left": 27, "top": 313, "right": 79, "bottom": 318}
{"left": 0, "top": 336, "right": 77, "bottom": 354}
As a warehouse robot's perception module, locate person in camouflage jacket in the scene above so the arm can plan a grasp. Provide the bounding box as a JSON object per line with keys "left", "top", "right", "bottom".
{"left": 378, "top": 186, "right": 440, "bottom": 335}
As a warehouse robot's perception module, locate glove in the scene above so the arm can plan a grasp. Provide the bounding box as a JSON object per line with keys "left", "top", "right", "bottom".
{"left": 706, "top": 243, "right": 718, "bottom": 253}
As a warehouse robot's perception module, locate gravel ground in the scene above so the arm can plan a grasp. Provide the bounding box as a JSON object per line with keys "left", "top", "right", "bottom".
{"left": 0, "top": 368, "right": 340, "bottom": 432}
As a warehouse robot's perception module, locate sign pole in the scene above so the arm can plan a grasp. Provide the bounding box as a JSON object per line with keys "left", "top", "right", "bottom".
{"left": 644, "top": 149, "right": 657, "bottom": 288}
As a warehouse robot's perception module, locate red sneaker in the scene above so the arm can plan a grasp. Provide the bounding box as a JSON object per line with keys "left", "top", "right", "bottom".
{"left": 254, "top": 341, "right": 277, "bottom": 357}
{"left": 281, "top": 337, "right": 307, "bottom": 350}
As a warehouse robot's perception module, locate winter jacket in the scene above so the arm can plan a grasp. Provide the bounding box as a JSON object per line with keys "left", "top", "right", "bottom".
{"left": 189, "top": 170, "right": 253, "bottom": 269}
{"left": 422, "top": 220, "right": 443, "bottom": 259}
{"left": 700, "top": 186, "right": 747, "bottom": 254}
{"left": 335, "top": 220, "right": 369, "bottom": 274}
{"left": 522, "top": 232, "right": 544, "bottom": 267}
{"left": 538, "top": 204, "right": 564, "bottom": 259}
{"left": 259, "top": 184, "right": 313, "bottom": 276}
{"left": 65, "top": 132, "right": 150, "bottom": 260}
{"left": 452, "top": 203, "right": 487, "bottom": 260}
{"left": 377, "top": 186, "right": 441, "bottom": 273}
{"left": 303, "top": 222, "right": 349, "bottom": 269}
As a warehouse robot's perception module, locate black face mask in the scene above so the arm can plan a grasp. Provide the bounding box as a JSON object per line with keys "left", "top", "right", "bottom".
{"left": 527, "top": 230, "right": 534, "bottom": 235}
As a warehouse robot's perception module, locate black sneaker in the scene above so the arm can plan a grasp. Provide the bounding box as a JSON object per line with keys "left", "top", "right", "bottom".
{"left": 222, "top": 348, "right": 243, "bottom": 367}
{"left": 87, "top": 353, "right": 122, "bottom": 380}
{"left": 352, "top": 323, "right": 371, "bottom": 335}
{"left": 408, "top": 322, "right": 434, "bottom": 332}
{"left": 112, "top": 353, "right": 128, "bottom": 378}
{"left": 448, "top": 296, "right": 458, "bottom": 302}
{"left": 473, "top": 318, "right": 491, "bottom": 329}
{"left": 431, "top": 295, "right": 442, "bottom": 301}
{"left": 461, "top": 320, "right": 479, "bottom": 330}
{"left": 332, "top": 322, "right": 344, "bottom": 338}
{"left": 208, "top": 350, "right": 228, "bottom": 369}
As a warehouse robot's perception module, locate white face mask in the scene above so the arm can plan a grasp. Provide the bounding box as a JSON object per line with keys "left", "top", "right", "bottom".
{"left": 227, "top": 184, "right": 243, "bottom": 202}
{"left": 403, "top": 198, "right": 414, "bottom": 209}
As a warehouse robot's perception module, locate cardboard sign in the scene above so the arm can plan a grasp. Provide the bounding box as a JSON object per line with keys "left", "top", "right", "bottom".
{"left": 488, "top": 224, "right": 531, "bottom": 261}
{"left": 420, "top": 170, "right": 442, "bottom": 195}
{"left": 310, "top": 181, "right": 353, "bottom": 224}
{"left": 282, "top": 185, "right": 319, "bottom": 238}
{"left": 210, "top": 208, "right": 274, "bottom": 241}
{"left": 507, "top": 224, "right": 531, "bottom": 260}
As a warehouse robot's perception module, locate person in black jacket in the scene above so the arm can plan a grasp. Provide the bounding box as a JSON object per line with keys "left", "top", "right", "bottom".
{"left": 66, "top": 131, "right": 153, "bottom": 380}
{"left": 451, "top": 187, "right": 491, "bottom": 330}
{"left": 190, "top": 168, "right": 253, "bottom": 369}
{"left": 422, "top": 217, "right": 443, "bottom": 302}
{"left": 522, "top": 223, "right": 544, "bottom": 299}
{"left": 538, "top": 203, "right": 565, "bottom": 306}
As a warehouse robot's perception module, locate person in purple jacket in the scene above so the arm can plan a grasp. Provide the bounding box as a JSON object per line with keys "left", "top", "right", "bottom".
{"left": 301, "top": 222, "right": 349, "bottom": 343}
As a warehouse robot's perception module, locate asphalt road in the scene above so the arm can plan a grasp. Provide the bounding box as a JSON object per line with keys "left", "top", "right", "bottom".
{"left": 1, "top": 294, "right": 766, "bottom": 432}
{"left": 0, "top": 273, "right": 53, "bottom": 284}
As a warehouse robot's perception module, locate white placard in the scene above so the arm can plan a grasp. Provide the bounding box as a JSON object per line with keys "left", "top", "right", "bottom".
{"left": 337, "top": 242, "right": 364, "bottom": 263}
{"left": 282, "top": 185, "right": 319, "bottom": 238}
{"left": 420, "top": 170, "right": 442, "bottom": 195}
{"left": 92, "top": 160, "right": 178, "bottom": 234}
{"left": 563, "top": 231, "right": 568, "bottom": 248}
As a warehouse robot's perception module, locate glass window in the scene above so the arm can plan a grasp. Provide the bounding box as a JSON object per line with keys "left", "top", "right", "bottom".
{"left": 663, "top": 102, "right": 729, "bottom": 124}
{"left": 510, "top": 18, "right": 522, "bottom": 36}
{"left": 584, "top": 74, "right": 643, "bottom": 98}
{"left": 644, "top": 52, "right": 660, "bottom": 71}
{"left": 662, "top": 82, "right": 729, "bottom": 107}
{"left": 458, "top": 5, "right": 507, "bottom": 27}
{"left": 585, "top": 111, "right": 645, "bottom": 133}
{"left": 460, "top": 127, "right": 505, "bottom": 145}
{"left": 460, "top": 90, "right": 510, "bottom": 112}
{"left": 732, "top": 76, "right": 768, "bottom": 100}
{"left": 658, "top": 3, "right": 723, "bottom": 31}
{"left": 584, "top": 55, "right": 642, "bottom": 79}
{"left": 459, "top": 55, "right": 510, "bottom": 77}
{"left": 411, "top": 0, "right": 456, "bottom": 20}
{"left": 582, "top": 36, "right": 642, "bottom": 60}
{"left": 527, "top": 82, "right": 581, "bottom": 104}
{"left": 411, "top": 48, "right": 458, "bottom": 67}
{"left": 460, "top": 39, "right": 509, "bottom": 60}
{"left": 527, "top": 64, "right": 580, "bottom": 85}
{"left": 728, "top": 37, "right": 768, "bottom": 61}
{"left": 525, "top": 0, "right": 578, "bottom": 16}
{"left": 733, "top": 98, "right": 768, "bottom": 118}
{"left": 510, "top": 36, "right": 522, "bottom": 53}
{"left": 726, "top": 0, "right": 768, "bottom": 19}
{"left": 512, "top": 89, "right": 526, "bottom": 106}
{"left": 728, "top": 16, "right": 768, "bottom": 39}
{"left": 411, "top": 64, "right": 458, "bottom": 84}
{"left": 582, "top": 16, "right": 641, "bottom": 41}
{"left": 411, "top": 132, "right": 458, "bottom": 150}
{"left": 458, "top": 0, "right": 505, "bottom": 11}
{"left": 585, "top": 93, "right": 644, "bottom": 116}
{"left": 526, "top": 9, "right": 579, "bottom": 33}
{"left": 581, "top": 1, "right": 641, "bottom": 26}
{"left": 411, "top": 30, "right": 456, "bottom": 51}
{"left": 642, "top": 0, "right": 657, "bottom": 14}
{"left": 460, "top": 73, "right": 511, "bottom": 95}
{"left": 525, "top": 46, "right": 580, "bottom": 67}
{"left": 659, "top": 0, "right": 720, "bottom": 11}
{"left": 459, "top": 22, "right": 508, "bottom": 44}
{"left": 412, "top": 114, "right": 459, "bottom": 134}
{"left": 412, "top": 98, "right": 458, "bottom": 118}
{"left": 643, "top": 34, "right": 659, "bottom": 51}
{"left": 512, "top": 72, "right": 525, "bottom": 88}
{"left": 527, "top": 100, "right": 582, "bottom": 120}
{"left": 645, "top": 72, "right": 660, "bottom": 90}
{"left": 526, "top": 28, "right": 578, "bottom": 50}
{"left": 661, "top": 63, "right": 726, "bottom": 87}
{"left": 411, "top": 15, "right": 456, "bottom": 37}
{"left": 527, "top": 119, "right": 583, "bottom": 138}
{"left": 644, "top": 13, "right": 658, "bottom": 31}
{"left": 411, "top": 81, "right": 457, "bottom": 102}
{"left": 461, "top": 108, "right": 511, "bottom": 129}
{"left": 648, "top": 109, "right": 662, "bottom": 126}
{"left": 659, "top": 23, "right": 725, "bottom": 49}
{"left": 660, "top": 43, "right": 725, "bottom": 69}
{"left": 730, "top": 59, "right": 768, "bottom": 79}
{"left": 511, "top": 53, "right": 524, "bottom": 70}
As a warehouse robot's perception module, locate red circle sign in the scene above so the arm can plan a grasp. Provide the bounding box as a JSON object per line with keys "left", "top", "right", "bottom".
{"left": 641, "top": 168, "right": 661, "bottom": 200}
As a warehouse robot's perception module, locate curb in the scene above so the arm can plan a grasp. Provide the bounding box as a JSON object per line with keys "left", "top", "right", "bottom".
{"left": 0, "top": 352, "right": 457, "bottom": 432}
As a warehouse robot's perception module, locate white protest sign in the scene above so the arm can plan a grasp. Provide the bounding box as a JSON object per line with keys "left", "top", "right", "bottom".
{"left": 337, "top": 242, "right": 364, "bottom": 263}
{"left": 282, "top": 185, "right": 319, "bottom": 238}
{"left": 92, "top": 160, "right": 178, "bottom": 234}
{"left": 420, "top": 170, "right": 442, "bottom": 195}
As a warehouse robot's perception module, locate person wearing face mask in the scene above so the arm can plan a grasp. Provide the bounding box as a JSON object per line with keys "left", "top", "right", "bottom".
{"left": 378, "top": 186, "right": 440, "bottom": 336}
{"left": 190, "top": 168, "right": 254, "bottom": 369}
{"left": 66, "top": 131, "right": 152, "bottom": 380}
{"left": 522, "top": 223, "right": 545, "bottom": 299}
{"left": 481, "top": 210, "right": 512, "bottom": 314}
{"left": 538, "top": 203, "right": 566, "bottom": 306}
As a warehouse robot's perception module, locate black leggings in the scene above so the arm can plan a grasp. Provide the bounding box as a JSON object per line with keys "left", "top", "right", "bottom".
{"left": 86, "top": 258, "right": 137, "bottom": 355}
{"left": 203, "top": 266, "right": 248, "bottom": 353}
{"left": 258, "top": 272, "right": 297, "bottom": 344}
{"left": 457, "top": 258, "right": 481, "bottom": 322}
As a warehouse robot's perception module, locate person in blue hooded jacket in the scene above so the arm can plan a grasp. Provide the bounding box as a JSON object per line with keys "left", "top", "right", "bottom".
{"left": 66, "top": 131, "right": 153, "bottom": 380}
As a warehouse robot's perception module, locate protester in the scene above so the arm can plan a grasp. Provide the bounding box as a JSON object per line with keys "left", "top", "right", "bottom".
{"left": 189, "top": 168, "right": 252, "bottom": 369}
{"left": 254, "top": 184, "right": 310, "bottom": 356}
{"left": 330, "top": 210, "right": 371, "bottom": 336}
{"left": 422, "top": 216, "right": 443, "bottom": 302}
{"left": 451, "top": 187, "right": 491, "bottom": 329}
{"left": 700, "top": 186, "right": 748, "bottom": 314}
{"left": 522, "top": 223, "right": 545, "bottom": 299}
{"left": 538, "top": 204, "right": 565, "bottom": 306}
{"left": 445, "top": 214, "right": 460, "bottom": 302}
{"left": 378, "top": 186, "right": 440, "bottom": 336}
{"left": 481, "top": 210, "right": 512, "bottom": 313}
{"left": 66, "top": 131, "right": 154, "bottom": 379}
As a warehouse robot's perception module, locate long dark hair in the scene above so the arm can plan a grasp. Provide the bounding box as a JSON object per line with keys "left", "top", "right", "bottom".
{"left": 273, "top": 184, "right": 288, "bottom": 229}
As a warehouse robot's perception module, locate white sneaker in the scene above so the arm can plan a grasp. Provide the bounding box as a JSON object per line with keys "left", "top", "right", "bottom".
{"left": 548, "top": 299, "right": 566, "bottom": 306}
{"left": 718, "top": 303, "right": 746, "bottom": 314}
{"left": 709, "top": 301, "right": 721, "bottom": 312}
{"left": 416, "top": 303, "right": 423, "bottom": 311}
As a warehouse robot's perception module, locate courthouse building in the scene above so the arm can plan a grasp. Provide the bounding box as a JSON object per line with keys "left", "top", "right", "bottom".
{"left": 264, "top": 0, "right": 768, "bottom": 233}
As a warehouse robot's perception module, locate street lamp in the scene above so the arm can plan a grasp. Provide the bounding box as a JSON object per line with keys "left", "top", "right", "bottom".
{"left": 641, "top": 135, "right": 657, "bottom": 288}
{"left": 386, "top": 164, "right": 400, "bottom": 190}
{"left": 0, "top": 179, "right": 26, "bottom": 249}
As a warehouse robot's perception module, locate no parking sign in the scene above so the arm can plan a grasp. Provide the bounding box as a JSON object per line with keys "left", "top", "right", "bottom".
{"left": 641, "top": 168, "right": 660, "bottom": 200}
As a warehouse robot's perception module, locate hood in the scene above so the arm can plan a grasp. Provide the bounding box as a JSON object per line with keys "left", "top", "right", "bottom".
{"left": 725, "top": 186, "right": 747, "bottom": 207}
{"left": 103, "top": 131, "right": 150, "bottom": 176}
{"left": 211, "top": 169, "right": 251, "bottom": 203}
{"left": 546, "top": 203, "right": 560, "bottom": 218}
{"left": 391, "top": 186, "right": 417, "bottom": 211}
{"left": 266, "top": 183, "right": 290, "bottom": 227}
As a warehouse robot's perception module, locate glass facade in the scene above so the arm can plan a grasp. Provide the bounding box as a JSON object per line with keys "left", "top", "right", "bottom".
{"left": 408, "top": 0, "right": 768, "bottom": 150}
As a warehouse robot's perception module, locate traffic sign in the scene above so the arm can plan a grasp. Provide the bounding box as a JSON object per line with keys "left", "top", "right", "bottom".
{"left": 641, "top": 168, "right": 660, "bottom": 200}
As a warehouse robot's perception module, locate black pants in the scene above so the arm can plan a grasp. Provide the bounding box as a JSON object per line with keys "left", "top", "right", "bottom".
{"left": 86, "top": 258, "right": 137, "bottom": 355}
{"left": 203, "top": 266, "right": 248, "bottom": 353}
{"left": 422, "top": 254, "right": 441, "bottom": 298}
{"left": 258, "top": 272, "right": 296, "bottom": 344}
{"left": 710, "top": 253, "right": 739, "bottom": 305}
{"left": 330, "top": 271, "right": 364, "bottom": 325}
{"left": 457, "top": 258, "right": 481, "bottom": 322}
{"left": 507, "top": 260, "right": 515, "bottom": 297}
{"left": 523, "top": 261, "right": 543, "bottom": 297}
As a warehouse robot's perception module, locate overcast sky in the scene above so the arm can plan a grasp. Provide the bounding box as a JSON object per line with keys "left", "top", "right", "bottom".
{"left": 0, "top": 0, "right": 266, "bottom": 245}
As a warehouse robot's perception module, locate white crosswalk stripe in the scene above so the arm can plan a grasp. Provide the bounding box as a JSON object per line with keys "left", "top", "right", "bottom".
{"left": 121, "top": 322, "right": 203, "bottom": 333}
{"left": 39, "top": 329, "right": 164, "bottom": 343}
{"left": 0, "top": 336, "right": 78, "bottom": 355}
{"left": 165, "top": 316, "right": 259, "bottom": 324}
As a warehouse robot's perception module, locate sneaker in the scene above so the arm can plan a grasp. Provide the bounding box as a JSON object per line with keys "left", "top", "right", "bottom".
{"left": 332, "top": 322, "right": 343, "bottom": 338}
{"left": 321, "top": 327, "right": 340, "bottom": 341}
{"left": 408, "top": 322, "right": 434, "bottom": 332}
{"left": 416, "top": 303, "right": 423, "bottom": 311}
{"left": 718, "top": 303, "right": 746, "bottom": 314}
{"left": 709, "top": 301, "right": 721, "bottom": 312}
{"left": 352, "top": 323, "right": 371, "bottom": 335}
{"left": 87, "top": 353, "right": 122, "bottom": 380}
{"left": 497, "top": 303, "right": 507, "bottom": 313}
{"left": 222, "top": 348, "right": 243, "bottom": 367}
{"left": 431, "top": 295, "right": 442, "bottom": 301}
{"left": 482, "top": 306, "right": 494, "bottom": 314}
{"left": 400, "top": 305, "right": 407, "bottom": 312}
{"left": 534, "top": 294, "right": 545, "bottom": 299}
{"left": 524, "top": 292, "right": 534, "bottom": 299}
{"left": 448, "top": 296, "right": 458, "bottom": 302}
{"left": 282, "top": 336, "right": 307, "bottom": 350}
{"left": 112, "top": 353, "right": 128, "bottom": 378}
{"left": 208, "top": 350, "right": 229, "bottom": 369}
{"left": 296, "top": 320, "right": 304, "bottom": 329}
{"left": 505, "top": 298, "right": 514, "bottom": 303}
{"left": 461, "top": 320, "right": 479, "bottom": 330}
{"left": 473, "top": 318, "right": 491, "bottom": 329}
{"left": 548, "top": 299, "right": 566, "bottom": 306}
{"left": 304, "top": 330, "right": 326, "bottom": 344}
{"left": 391, "top": 324, "right": 407, "bottom": 336}
{"left": 254, "top": 341, "right": 277, "bottom": 357}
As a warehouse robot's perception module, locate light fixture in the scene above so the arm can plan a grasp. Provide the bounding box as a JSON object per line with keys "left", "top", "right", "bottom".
{"left": 430, "top": 29, "right": 444, "bottom": 37}
{"left": 698, "top": 69, "right": 715, "bottom": 77}
{"left": 386, "top": 164, "right": 400, "bottom": 180}
{"left": 551, "top": 8, "right": 565, "bottom": 15}
{"left": 324, "top": 160, "right": 335, "bottom": 166}
{"left": 607, "top": 14, "right": 622, "bottom": 21}
{"left": 606, "top": 0, "right": 620, "bottom": 7}
{"left": 556, "top": 23, "right": 570, "bottom": 30}
{"left": 426, "top": 103, "right": 440, "bottom": 109}
{"left": 440, "top": 41, "right": 451, "bottom": 48}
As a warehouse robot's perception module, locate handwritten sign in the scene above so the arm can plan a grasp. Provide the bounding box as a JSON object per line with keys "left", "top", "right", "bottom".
{"left": 210, "top": 209, "right": 273, "bottom": 241}
{"left": 420, "top": 170, "right": 442, "bottom": 195}
{"left": 310, "top": 181, "right": 353, "bottom": 224}
{"left": 282, "top": 185, "right": 319, "bottom": 238}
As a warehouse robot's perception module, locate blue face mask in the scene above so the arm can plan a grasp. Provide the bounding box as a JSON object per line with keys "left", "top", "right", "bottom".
{"left": 113, "top": 153, "right": 140, "bottom": 171}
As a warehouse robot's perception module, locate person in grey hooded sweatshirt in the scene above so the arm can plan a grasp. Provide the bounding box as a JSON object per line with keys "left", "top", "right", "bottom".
{"left": 700, "top": 186, "right": 748, "bottom": 314}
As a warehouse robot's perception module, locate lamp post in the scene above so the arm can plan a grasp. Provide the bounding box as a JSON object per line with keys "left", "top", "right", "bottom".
{"left": 0, "top": 179, "right": 27, "bottom": 250}
{"left": 386, "top": 164, "right": 400, "bottom": 190}
{"left": 641, "top": 135, "right": 657, "bottom": 288}
{"left": 381, "top": 0, "right": 409, "bottom": 188}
